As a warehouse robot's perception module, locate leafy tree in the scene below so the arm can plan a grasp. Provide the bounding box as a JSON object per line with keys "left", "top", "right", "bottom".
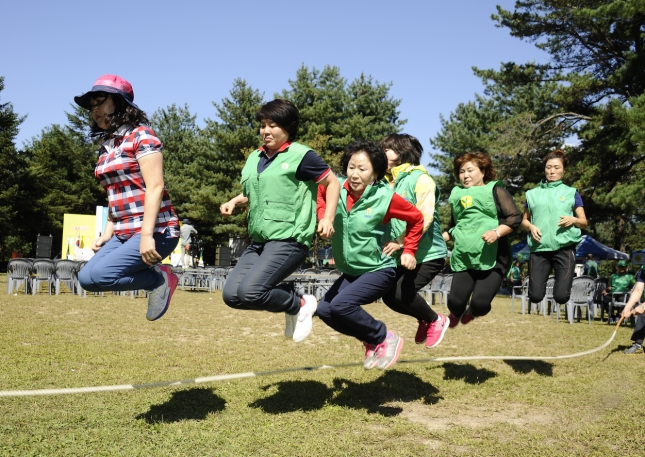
{"left": 431, "top": 1, "right": 645, "bottom": 251}
{"left": 21, "top": 122, "right": 104, "bottom": 257}
{"left": 280, "top": 65, "right": 405, "bottom": 173}
{"left": 0, "top": 76, "right": 27, "bottom": 258}
{"left": 153, "top": 80, "right": 264, "bottom": 262}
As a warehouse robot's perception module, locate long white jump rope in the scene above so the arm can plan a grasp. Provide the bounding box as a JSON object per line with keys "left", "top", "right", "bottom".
{"left": 0, "top": 318, "right": 627, "bottom": 398}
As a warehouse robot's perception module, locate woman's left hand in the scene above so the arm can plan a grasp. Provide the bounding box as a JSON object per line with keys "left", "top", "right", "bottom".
{"left": 382, "top": 241, "right": 401, "bottom": 256}
{"left": 400, "top": 253, "right": 417, "bottom": 270}
{"left": 481, "top": 230, "right": 499, "bottom": 244}
{"left": 140, "top": 235, "right": 162, "bottom": 266}
{"left": 558, "top": 216, "right": 576, "bottom": 227}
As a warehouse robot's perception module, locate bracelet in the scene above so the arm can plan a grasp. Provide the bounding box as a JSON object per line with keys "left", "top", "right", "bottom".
{"left": 494, "top": 229, "right": 501, "bottom": 239}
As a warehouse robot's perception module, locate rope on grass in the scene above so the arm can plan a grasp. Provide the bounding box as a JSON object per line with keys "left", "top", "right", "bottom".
{"left": 0, "top": 319, "right": 625, "bottom": 398}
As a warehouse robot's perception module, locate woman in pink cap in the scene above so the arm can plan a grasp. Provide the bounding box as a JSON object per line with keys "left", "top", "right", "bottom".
{"left": 75, "top": 74, "right": 180, "bottom": 321}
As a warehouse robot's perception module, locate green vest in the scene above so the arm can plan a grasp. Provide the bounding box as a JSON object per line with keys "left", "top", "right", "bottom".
{"left": 526, "top": 180, "right": 581, "bottom": 253}
{"left": 610, "top": 272, "right": 635, "bottom": 293}
{"left": 241, "top": 142, "right": 318, "bottom": 248}
{"left": 332, "top": 180, "right": 396, "bottom": 276}
{"left": 448, "top": 181, "right": 501, "bottom": 272}
{"left": 389, "top": 169, "right": 448, "bottom": 263}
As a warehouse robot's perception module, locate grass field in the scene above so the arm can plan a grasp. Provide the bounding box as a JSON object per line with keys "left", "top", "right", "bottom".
{"left": 1, "top": 275, "right": 644, "bottom": 456}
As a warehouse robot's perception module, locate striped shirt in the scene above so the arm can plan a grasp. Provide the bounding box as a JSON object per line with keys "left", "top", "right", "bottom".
{"left": 95, "top": 124, "right": 179, "bottom": 240}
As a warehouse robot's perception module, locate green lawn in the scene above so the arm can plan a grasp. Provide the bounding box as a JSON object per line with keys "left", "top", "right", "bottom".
{"left": 0, "top": 275, "right": 643, "bottom": 456}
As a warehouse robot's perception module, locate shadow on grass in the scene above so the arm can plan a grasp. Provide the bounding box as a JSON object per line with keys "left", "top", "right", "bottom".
{"left": 250, "top": 371, "right": 441, "bottom": 416}
{"left": 608, "top": 344, "right": 632, "bottom": 356}
{"left": 136, "top": 387, "right": 226, "bottom": 424}
{"left": 503, "top": 360, "right": 553, "bottom": 376}
{"left": 442, "top": 362, "right": 497, "bottom": 384}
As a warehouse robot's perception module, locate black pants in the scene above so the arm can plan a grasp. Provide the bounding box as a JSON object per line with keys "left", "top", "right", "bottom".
{"left": 222, "top": 240, "right": 307, "bottom": 315}
{"left": 447, "top": 269, "right": 503, "bottom": 318}
{"left": 528, "top": 247, "right": 576, "bottom": 305}
{"left": 631, "top": 313, "right": 645, "bottom": 345}
{"left": 381, "top": 258, "right": 444, "bottom": 323}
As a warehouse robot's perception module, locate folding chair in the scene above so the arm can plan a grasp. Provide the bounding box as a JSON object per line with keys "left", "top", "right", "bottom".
{"left": 608, "top": 291, "right": 632, "bottom": 325}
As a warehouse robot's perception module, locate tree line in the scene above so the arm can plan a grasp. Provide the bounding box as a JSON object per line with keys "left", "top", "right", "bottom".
{"left": 1, "top": 0, "right": 644, "bottom": 262}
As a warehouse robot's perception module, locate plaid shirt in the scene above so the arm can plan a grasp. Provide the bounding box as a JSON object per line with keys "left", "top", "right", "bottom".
{"left": 95, "top": 124, "right": 179, "bottom": 240}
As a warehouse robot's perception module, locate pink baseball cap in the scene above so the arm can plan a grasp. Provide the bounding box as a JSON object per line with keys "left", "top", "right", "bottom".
{"left": 74, "top": 74, "right": 140, "bottom": 110}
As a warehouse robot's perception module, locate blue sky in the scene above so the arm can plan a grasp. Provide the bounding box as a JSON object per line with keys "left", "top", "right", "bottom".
{"left": 2, "top": 0, "right": 547, "bottom": 165}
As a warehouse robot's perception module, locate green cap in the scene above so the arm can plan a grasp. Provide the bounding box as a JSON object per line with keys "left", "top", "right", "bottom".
{"left": 617, "top": 260, "right": 628, "bottom": 267}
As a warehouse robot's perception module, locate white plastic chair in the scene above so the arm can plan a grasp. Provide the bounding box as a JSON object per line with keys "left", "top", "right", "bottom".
{"left": 428, "top": 273, "right": 444, "bottom": 306}
{"left": 510, "top": 276, "right": 530, "bottom": 314}
{"left": 54, "top": 260, "right": 77, "bottom": 295}
{"left": 439, "top": 274, "right": 453, "bottom": 308}
{"left": 7, "top": 259, "right": 32, "bottom": 294}
{"left": 31, "top": 259, "right": 55, "bottom": 295}
{"left": 542, "top": 277, "right": 555, "bottom": 317}
{"left": 563, "top": 276, "right": 596, "bottom": 324}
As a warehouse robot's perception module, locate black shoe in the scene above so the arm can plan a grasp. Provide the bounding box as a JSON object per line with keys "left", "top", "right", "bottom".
{"left": 624, "top": 343, "right": 643, "bottom": 355}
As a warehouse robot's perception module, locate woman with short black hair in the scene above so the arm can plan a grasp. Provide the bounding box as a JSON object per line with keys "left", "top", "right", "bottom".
{"left": 220, "top": 99, "right": 340, "bottom": 343}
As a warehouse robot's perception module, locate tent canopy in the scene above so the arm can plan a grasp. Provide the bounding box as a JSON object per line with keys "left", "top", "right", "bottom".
{"left": 575, "top": 235, "right": 629, "bottom": 261}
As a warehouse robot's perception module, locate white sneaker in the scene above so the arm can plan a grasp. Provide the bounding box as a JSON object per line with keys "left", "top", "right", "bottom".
{"left": 284, "top": 312, "right": 297, "bottom": 338}
{"left": 293, "top": 294, "right": 317, "bottom": 342}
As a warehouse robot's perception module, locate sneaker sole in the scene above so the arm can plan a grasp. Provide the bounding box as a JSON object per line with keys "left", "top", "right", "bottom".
{"left": 378, "top": 337, "right": 404, "bottom": 370}
{"left": 426, "top": 316, "right": 450, "bottom": 349}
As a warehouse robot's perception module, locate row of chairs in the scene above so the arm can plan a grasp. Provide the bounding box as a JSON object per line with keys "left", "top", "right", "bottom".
{"left": 6, "top": 259, "right": 81, "bottom": 295}
{"left": 510, "top": 275, "right": 632, "bottom": 325}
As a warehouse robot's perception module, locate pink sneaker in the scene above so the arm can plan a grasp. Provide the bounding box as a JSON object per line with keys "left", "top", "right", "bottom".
{"left": 425, "top": 313, "right": 449, "bottom": 348}
{"left": 448, "top": 313, "right": 460, "bottom": 328}
{"left": 415, "top": 320, "right": 430, "bottom": 344}
{"left": 460, "top": 309, "right": 474, "bottom": 325}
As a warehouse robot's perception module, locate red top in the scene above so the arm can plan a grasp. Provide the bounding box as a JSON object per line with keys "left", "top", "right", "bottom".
{"left": 317, "top": 181, "right": 424, "bottom": 256}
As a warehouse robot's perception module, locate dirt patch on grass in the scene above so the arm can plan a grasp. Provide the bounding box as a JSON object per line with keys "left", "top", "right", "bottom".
{"left": 394, "top": 401, "right": 553, "bottom": 431}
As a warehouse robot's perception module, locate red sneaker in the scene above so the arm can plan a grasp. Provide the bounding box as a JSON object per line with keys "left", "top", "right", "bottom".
{"left": 425, "top": 313, "right": 449, "bottom": 348}
{"left": 448, "top": 313, "right": 460, "bottom": 328}
{"left": 460, "top": 309, "right": 474, "bottom": 325}
{"left": 415, "top": 320, "right": 431, "bottom": 344}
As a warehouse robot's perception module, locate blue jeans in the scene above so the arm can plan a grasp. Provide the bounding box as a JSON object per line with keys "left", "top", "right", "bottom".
{"left": 78, "top": 230, "right": 178, "bottom": 292}
{"left": 316, "top": 268, "right": 396, "bottom": 345}
{"left": 222, "top": 240, "right": 307, "bottom": 314}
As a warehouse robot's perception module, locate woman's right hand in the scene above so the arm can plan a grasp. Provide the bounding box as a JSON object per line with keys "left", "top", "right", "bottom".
{"left": 220, "top": 201, "right": 235, "bottom": 217}
{"left": 92, "top": 237, "right": 106, "bottom": 253}
{"left": 529, "top": 224, "right": 542, "bottom": 242}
